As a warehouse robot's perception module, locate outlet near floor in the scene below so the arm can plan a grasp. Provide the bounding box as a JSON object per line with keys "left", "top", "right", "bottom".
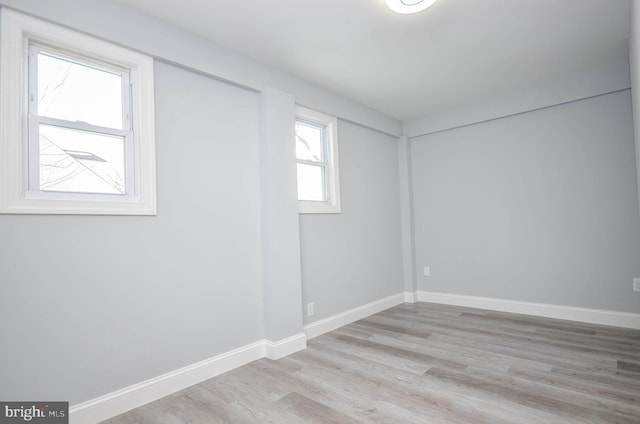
{"left": 307, "top": 302, "right": 315, "bottom": 317}
{"left": 633, "top": 278, "right": 640, "bottom": 292}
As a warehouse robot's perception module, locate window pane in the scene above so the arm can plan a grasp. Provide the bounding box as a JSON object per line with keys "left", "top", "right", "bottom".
{"left": 297, "top": 163, "right": 326, "bottom": 201}
{"left": 39, "top": 125, "right": 125, "bottom": 195}
{"left": 37, "top": 52, "right": 123, "bottom": 129}
{"left": 296, "top": 120, "right": 324, "bottom": 162}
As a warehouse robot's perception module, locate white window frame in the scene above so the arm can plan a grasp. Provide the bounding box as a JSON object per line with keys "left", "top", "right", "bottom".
{"left": 295, "top": 106, "right": 341, "bottom": 214}
{"left": 0, "top": 9, "right": 156, "bottom": 215}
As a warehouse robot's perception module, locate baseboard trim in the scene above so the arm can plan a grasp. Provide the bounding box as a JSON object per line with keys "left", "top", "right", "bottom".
{"left": 69, "top": 334, "right": 303, "bottom": 424}
{"left": 265, "top": 333, "right": 307, "bottom": 360}
{"left": 404, "top": 291, "right": 418, "bottom": 303}
{"left": 418, "top": 291, "right": 640, "bottom": 330}
{"left": 304, "top": 293, "right": 406, "bottom": 339}
{"left": 70, "top": 292, "right": 410, "bottom": 423}
{"left": 70, "top": 290, "right": 638, "bottom": 423}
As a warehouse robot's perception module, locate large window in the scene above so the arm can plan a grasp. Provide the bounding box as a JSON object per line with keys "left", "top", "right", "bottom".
{"left": 295, "top": 106, "right": 341, "bottom": 213}
{"left": 0, "top": 10, "right": 156, "bottom": 215}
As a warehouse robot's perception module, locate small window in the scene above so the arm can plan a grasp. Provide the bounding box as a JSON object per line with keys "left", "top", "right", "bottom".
{"left": 295, "top": 106, "right": 341, "bottom": 213}
{"left": 29, "top": 47, "right": 132, "bottom": 197}
{"left": 0, "top": 10, "right": 156, "bottom": 215}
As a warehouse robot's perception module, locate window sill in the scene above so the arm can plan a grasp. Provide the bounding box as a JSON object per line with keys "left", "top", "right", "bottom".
{"left": 298, "top": 201, "right": 341, "bottom": 214}
{"left": 0, "top": 196, "right": 157, "bottom": 215}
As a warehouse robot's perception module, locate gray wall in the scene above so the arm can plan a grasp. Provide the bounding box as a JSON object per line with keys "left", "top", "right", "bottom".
{"left": 411, "top": 90, "right": 640, "bottom": 313}
{"left": 300, "top": 121, "right": 404, "bottom": 324}
{"left": 631, "top": 0, "right": 640, "bottom": 219}
{"left": 0, "top": 0, "right": 406, "bottom": 407}
{"left": 0, "top": 61, "right": 265, "bottom": 404}
{"left": 259, "top": 88, "right": 305, "bottom": 342}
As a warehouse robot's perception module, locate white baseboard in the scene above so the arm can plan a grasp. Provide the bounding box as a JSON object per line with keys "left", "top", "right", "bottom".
{"left": 418, "top": 291, "right": 640, "bottom": 330}
{"left": 70, "top": 292, "right": 411, "bottom": 423}
{"left": 69, "top": 333, "right": 306, "bottom": 424}
{"left": 265, "top": 333, "right": 307, "bottom": 360}
{"left": 404, "top": 291, "right": 418, "bottom": 303}
{"left": 71, "top": 290, "right": 638, "bottom": 424}
{"left": 304, "top": 293, "right": 406, "bottom": 339}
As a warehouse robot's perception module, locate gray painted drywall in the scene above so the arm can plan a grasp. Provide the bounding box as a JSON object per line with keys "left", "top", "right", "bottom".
{"left": 630, "top": 0, "right": 640, "bottom": 219}
{"left": 411, "top": 90, "right": 640, "bottom": 313}
{"left": 398, "top": 136, "right": 417, "bottom": 295}
{"left": 0, "top": 61, "right": 265, "bottom": 404}
{"left": 260, "top": 88, "right": 304, "bottom": 342}
{"left": 404, "top": 51, "right": 630, "bottom": 137}
{"left": 300, "top": 121, "right": 404, "bottom": 324}
{"left": 0, "top": 0, "right": 405, "bottom": 406}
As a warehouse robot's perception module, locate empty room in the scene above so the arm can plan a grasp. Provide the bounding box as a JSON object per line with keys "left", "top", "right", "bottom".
{"left": 1, "top": 0, "right": 639, "bottom": 423}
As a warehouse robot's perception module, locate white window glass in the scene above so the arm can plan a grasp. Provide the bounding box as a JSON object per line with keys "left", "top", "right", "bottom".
{"left": 297, "top": 163, "right": 325, "bottom": 202}
{"left": 27, "top": 44, "right": 133, "bottom": 198}
{"left": 37, "top": 52, "right": 123, "bottom": 129}
{"left": 39, "top": 125, "right": 125, "bottom": 194}
{"left": 295, "top": 121, "right": 324, "bottom": 162}
{"left": 295, "top": 106, "right": 341, "bottom": 214}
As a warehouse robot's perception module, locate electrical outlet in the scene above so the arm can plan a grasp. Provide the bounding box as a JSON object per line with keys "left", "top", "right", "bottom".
{"left": 423, "top": 266, "right": 431, "bottom": 277}
{"left": 633, "top": 279, "right": 640, "bottom": 292}
{"left": 307, "top": 302, "right": 315, "bottom": 316}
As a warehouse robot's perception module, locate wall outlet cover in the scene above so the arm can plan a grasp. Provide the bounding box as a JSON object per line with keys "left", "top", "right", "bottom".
{"left": 423, "top": 266, "right": 431, "bottom": 277}
{"left": 307, "top": 302, "right": 315, "bottom": 316}
{"left": 633, "top": 278, "right": 640, "bottom": 292}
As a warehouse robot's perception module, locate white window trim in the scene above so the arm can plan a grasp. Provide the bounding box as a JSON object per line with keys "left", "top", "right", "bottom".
{"left": 295, "top": 106, "right": 341, "bottom": 214}
{"left": 0, "top": 9, "right": 156, "bottom": 215}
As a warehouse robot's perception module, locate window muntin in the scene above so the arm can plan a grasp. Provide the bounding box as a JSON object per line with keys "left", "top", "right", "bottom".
{"left": 295, "top": 107, "right": 340, "bottom": 213}
{"left": 0, "top": 9, "right": 156, "bottom": 215}
{"left": 296, "top": 117, "right": 330, "bottom": 202}
{"left": 28, "top": 45, "right": 133, "bottom": 197}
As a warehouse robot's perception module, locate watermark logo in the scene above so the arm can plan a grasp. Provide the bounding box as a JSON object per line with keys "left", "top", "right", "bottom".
{"left": 1, "top": 402, "right": 67, "bottom": 423}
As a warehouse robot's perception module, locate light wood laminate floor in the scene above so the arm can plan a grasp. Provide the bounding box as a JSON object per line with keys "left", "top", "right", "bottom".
{"left": 103, "top": 302, "right": 640, "bottom": 423}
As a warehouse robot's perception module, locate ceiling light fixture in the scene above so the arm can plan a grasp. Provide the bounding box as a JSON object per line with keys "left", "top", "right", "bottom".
{"left": 386, "top": 0, "right": 439, "bottom": 14}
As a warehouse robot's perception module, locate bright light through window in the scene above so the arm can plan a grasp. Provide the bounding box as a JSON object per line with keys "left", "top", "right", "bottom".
{"left": 30, "top": 46, "right": 131, "bottom": 196}
{"left": 296, "top": 119, "right": 327, "bottom": 201}
{"left": 295, "top": 121, "right": 324, "bottom": 162}
{"left": 37, "top": 52, "right": 124, "bottom": 129}
{"left": 39, "top": 125, "right": 125, "bottom": 194}
{"left": 295, "top": 107, "right": 341, "bottom": 214}
{"left": 0, "top": 9, "right": 157, "bottom": 215}
{"left": 297, "top": 163, "right": 325, "bottom": 201}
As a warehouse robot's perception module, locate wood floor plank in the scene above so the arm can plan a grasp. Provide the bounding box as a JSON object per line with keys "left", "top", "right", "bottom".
{"left": 345, "top": 323, "right": 528, "bottom": 374}
{"left": 330, "top": 332, "right": 468, "bottom": 370}
{"left": 507, "top": 366, "right": 640, "bottom": 406}
{"left": 102, "top": 302, "right": 640, "bottom": 424}
{"left": 275, "top": 392, "right": 363, "bottom": 424}
{"left": 375, "top": 309, "right": 640, "bottom": 363}
{"left": 298, "top": 341, "right": 557, "bottom": 424}
{"left": 618, "top": 361, "right": 640, "bottom": 373}
{"left": 424, "top": 366, "right": 638, "bottom": 424}
{"left": 466, "top": 365, "right": 639, "bottom": 422}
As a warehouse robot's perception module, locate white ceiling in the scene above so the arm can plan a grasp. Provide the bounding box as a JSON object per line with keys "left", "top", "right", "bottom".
{"left": 112, "top": 0, "right": 630, "bottom": 121}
